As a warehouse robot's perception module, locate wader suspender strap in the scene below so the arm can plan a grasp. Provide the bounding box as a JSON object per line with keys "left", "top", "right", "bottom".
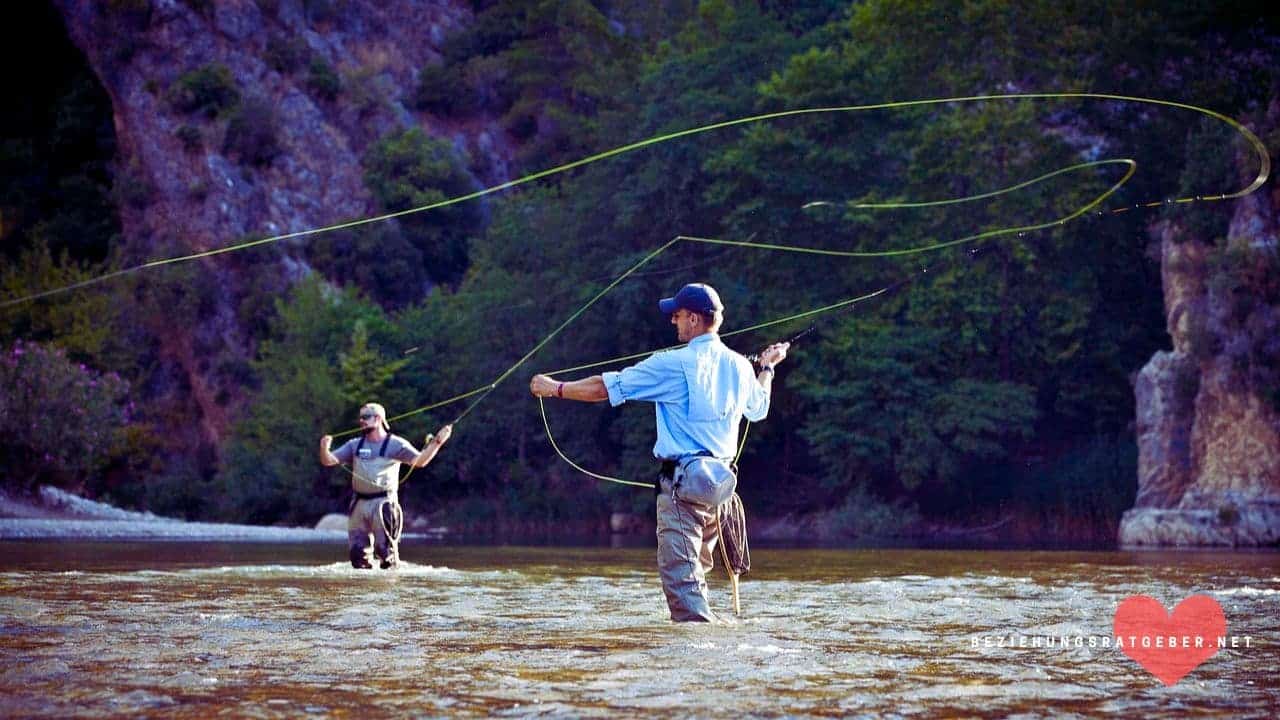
{"left": 351, "top": 435, "right": 394, "bottom": 495}
{"left": 353, "top": 435, "right": 392, "bottom": 458}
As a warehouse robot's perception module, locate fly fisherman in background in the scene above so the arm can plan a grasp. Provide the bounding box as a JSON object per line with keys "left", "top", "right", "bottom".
{"left": 530, "top": 283, "right": 788, "bottom": 621}
{"left": 319, "top": 403, "right": 453, "bottom": 569}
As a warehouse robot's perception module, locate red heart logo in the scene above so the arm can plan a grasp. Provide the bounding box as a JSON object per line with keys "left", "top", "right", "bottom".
{"left": 1113, "top": 594, "right": 1226, "bottom": 686}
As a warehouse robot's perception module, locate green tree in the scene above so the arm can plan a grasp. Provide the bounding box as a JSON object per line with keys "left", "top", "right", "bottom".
{"left": 361, "top": 128, "right": 483, "bottom": 287}
{"left": 0, "top": 240, "right": 118, "bottom": 360}
{"left": 339, "top": 319, "right": 409, "bottom": 405}
{"left": 216, "top": 277, "right": 395, "bottom": 525}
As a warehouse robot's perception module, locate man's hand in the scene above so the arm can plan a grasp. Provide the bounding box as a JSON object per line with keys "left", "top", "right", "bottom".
{"left": 435, "top": 424, "right": 453, "bottom": 445}
{"left": 529, "top": 374, "right": 558, "bottom": 398}
{"left": 319, "top": 434, "right": 338, "bottom": 467}
{"left": 759, "top": 342, "right": 790, "bottom": 369}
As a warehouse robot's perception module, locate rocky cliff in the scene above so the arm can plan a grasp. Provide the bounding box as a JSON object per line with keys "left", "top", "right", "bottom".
{"left": 50, "top": 0, "right": 496, "bottom": 458}
{"left": 1121, "top": 98, "right": 1280, "bottom": 547}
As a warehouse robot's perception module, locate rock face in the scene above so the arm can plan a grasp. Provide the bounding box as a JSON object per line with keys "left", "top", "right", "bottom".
{"left": 53, "top": 0, "right": 479, "bottom": 252}
{"left": 50, "top": 0, "right": 495, "bottom": 458}
{"left": 1120, "top": 101, "right": 1280, "bottom": 547}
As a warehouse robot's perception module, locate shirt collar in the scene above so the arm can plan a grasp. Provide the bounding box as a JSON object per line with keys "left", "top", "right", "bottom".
{"left": 689, "top": 332, "right": 719, "bottom": 346}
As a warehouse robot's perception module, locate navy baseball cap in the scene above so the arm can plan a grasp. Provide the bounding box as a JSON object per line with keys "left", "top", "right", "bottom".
{"left": 658, "top": 283, "right": 724, "bottom": 314}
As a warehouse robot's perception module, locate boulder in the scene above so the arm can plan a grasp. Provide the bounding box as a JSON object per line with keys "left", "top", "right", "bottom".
{"left": 315, "top": 513, "right": 347, "bottom": 532}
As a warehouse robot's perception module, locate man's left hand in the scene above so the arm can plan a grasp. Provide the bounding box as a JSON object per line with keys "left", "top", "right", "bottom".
{"left": 529, "top": 374, "right": 557, "bottom": 398}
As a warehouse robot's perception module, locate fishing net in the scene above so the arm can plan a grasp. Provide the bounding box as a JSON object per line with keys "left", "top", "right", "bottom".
{"left": 718, "top": 492, "right": 750, "bottom": 576}
{"left": 380, "top": 500, "right": 403, "bottom": 543}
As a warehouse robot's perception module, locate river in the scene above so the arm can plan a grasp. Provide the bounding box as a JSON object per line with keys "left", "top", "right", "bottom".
{"left": 1, "top": 542, "right": 1276, "bottom": 717}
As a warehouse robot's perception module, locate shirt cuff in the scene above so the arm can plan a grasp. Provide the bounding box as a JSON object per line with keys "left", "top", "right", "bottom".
{"left": 601, "top": 371, "right": 626, "bottom": 407}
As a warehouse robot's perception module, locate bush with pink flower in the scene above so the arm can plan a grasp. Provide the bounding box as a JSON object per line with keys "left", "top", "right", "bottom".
{"left": 0, "top": 340, "right": 130, "bottom": 490}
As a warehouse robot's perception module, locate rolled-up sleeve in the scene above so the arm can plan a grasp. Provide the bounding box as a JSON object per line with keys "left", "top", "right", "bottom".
{"left": 392, "top": 438, "right": 421, "bottom": 463}
{"left": 602, "top": 351, "right": 684, "bottom": 407}
{"left": 741, "top": 362, "right": 771, "bottom": 423}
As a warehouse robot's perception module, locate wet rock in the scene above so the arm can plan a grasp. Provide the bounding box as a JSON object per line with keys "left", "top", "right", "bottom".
{"left": 315, "top": 513, "right": 347, "bottom": 532}
{"left": 1119, "top": 497, "right": 1280, "bottom": 547}
{"left": 1133, "top": 350, "right": 1196, "bottom": 508}
{"left": 609, "top": 512, "right": 647, "bottom": 534}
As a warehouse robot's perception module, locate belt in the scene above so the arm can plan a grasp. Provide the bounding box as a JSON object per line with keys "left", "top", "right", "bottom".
{"left": 354, "top": 490, "right": 389, "bottom": 501}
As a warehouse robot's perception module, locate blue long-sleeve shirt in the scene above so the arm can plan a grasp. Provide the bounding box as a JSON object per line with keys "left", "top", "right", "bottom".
{"left": 601, "top": 333, "right": 770, "bottom": 460}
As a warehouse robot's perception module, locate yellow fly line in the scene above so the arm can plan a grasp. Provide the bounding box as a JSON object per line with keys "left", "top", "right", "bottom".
{"left": 4, "top": 93, "right": 1270, "bottom": 486}
{"left": 4, "top": 93, "right": 1266, "bottom": 313}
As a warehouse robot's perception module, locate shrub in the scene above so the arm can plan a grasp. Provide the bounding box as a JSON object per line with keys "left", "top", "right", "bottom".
{"left": 304, "top": 0, "right": 344, "bottom": 25}
{"left": 265, "top": 36, "right": 308, "bottom": 74}
{"left": 167, "top": 63, "right": 241, "bottom": 118}
{"left": 345, "top": 66, "right": 388, "bottom": 116}
{"left": 306, "top": 58, "right": 341, "bottom": 101}
{"left": 411, "top": 64, "right": 468, "bottom": 113}
{"left": 223, "top": 96, "right": 281, "bottom": 166}
{"left": 180, "top": 0, "right": 213, "bottom": 17}
{"left": 1012, "top": 436, "right": 1138, "bottom": 542}
{"left": 0, "top": 341, "right": 131, "bottom": 491}
{"left": 175, "top": 124, "right": 202, "bottom": 151}
{"left": 817, "top": 485, "right": 922, "bottom": 539}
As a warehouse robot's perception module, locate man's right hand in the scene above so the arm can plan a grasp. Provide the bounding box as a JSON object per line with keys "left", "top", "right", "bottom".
{"left": 759, "top": 341, "right": 790, "bottom": 369}
{"left": 435, "top": 424, "right": 453, "bottom": 445}
{"left": 320, "top": 435, "right": 332, "bottom": 452}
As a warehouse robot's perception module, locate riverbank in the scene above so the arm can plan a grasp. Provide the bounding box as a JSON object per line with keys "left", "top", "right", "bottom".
{"left": 0, "top": 487, "right": 347, "bottom": 542}
{"left": 1, "top": 486, "right": 1123, "bottom": 548}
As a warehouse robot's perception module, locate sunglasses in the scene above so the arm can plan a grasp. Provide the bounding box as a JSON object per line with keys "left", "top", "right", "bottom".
{"left": 359, "top": 413, "right": 377, "bottom": 420}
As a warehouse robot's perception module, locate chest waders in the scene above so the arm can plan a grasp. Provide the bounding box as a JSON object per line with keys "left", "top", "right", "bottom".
{"left": 349, "top": 435, "right": 404, "bottom": 569}
{"left": 664, "top": 453, "right": 750, "bottom": 616}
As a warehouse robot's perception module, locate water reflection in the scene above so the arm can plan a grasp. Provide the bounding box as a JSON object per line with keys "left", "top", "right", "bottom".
{"left": 1, "top": 543, "right": 1276, "bottom": 717}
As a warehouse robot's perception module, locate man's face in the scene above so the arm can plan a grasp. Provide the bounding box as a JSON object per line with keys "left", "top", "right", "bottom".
{"left": 671, "top": 309, "right": 698, "bottom": 342}
{"left": 358, "top": 407, "right": 381, "bottom": 435}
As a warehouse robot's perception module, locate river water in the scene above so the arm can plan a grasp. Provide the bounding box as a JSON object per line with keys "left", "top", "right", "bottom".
{"left": 1, "top": 542, "right": 1276, "bottom": 718}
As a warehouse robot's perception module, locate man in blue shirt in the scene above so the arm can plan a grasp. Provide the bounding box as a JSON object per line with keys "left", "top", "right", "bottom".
{"left": 530, "top": 283, "right": 788, "bottom": 621}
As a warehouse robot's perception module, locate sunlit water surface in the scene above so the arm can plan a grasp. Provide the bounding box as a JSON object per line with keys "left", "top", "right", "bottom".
{"left": 1, "top": 542, "right": 1276, "bottom": 718}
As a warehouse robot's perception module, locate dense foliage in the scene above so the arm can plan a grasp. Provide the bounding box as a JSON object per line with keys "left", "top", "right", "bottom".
{"left": 3, "top": 0, "right": 1277, "bottom": 543}
{"left": 0, "top": 340, "right": 131, "bottom": 490}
